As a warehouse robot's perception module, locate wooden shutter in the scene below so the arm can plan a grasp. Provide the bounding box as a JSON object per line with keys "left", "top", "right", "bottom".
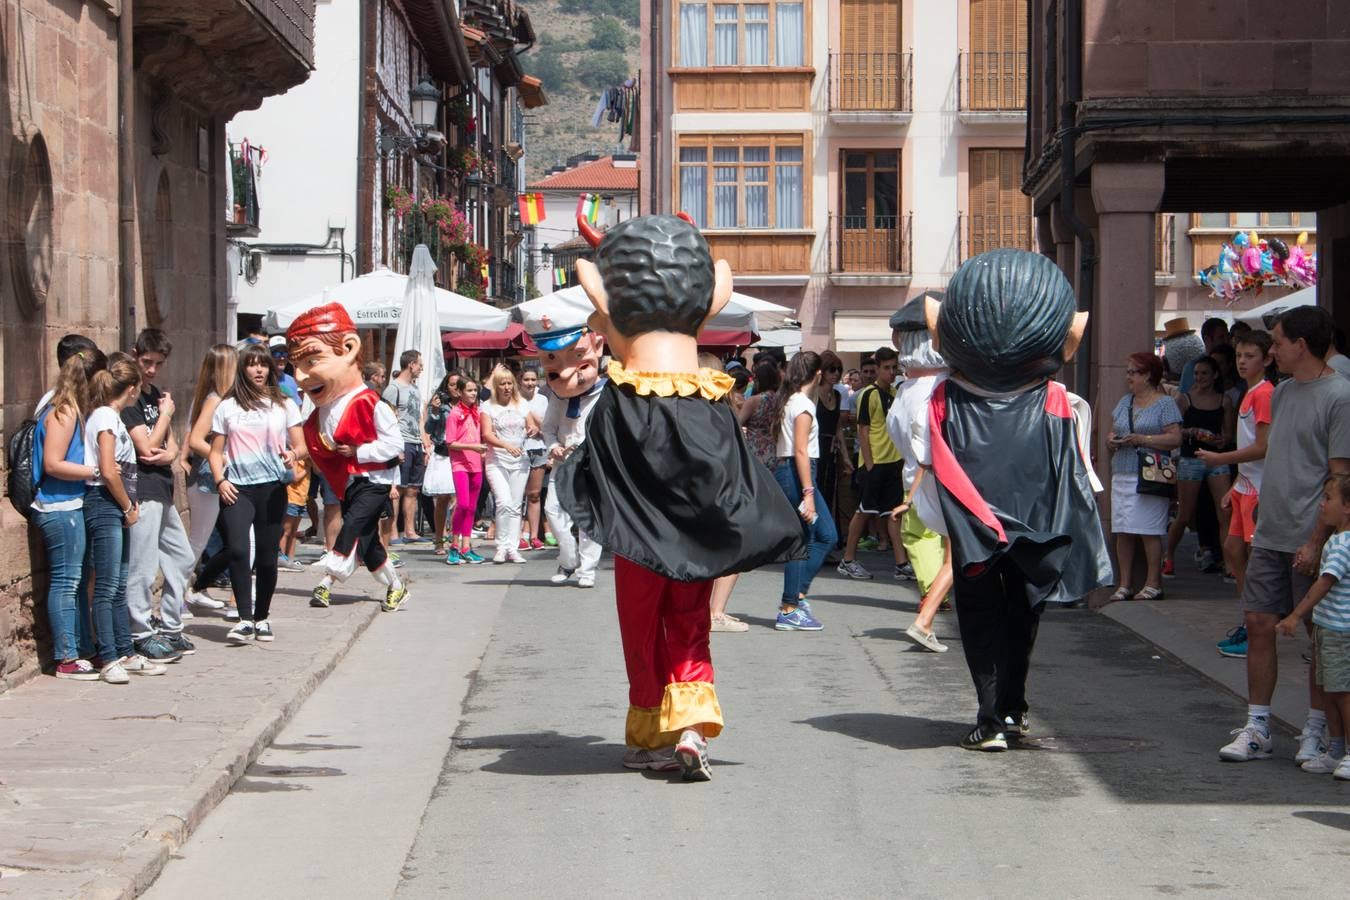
{"left": 969, "top": 148, "right": 1029, "bottom": 256}
{"left": 969, "top": 0, "right": 1027, "bottom": 109}
{"left": 840, "top": 0, "right": 900, "bottom": 108}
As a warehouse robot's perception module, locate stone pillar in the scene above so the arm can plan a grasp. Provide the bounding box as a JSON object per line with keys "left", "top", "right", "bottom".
{"left": 1317, "top": 200, "right": 1350, "bottom": 340}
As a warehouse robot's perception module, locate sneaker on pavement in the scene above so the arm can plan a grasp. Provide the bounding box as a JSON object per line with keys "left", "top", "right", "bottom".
{"left": 121, "top": 654, "right": 167, "bottom": 676}
{"left": 551, "top": 566, "right": 575, "bottom": 585}
{"left": 796, "top": 598, "right": 813, "bottom": 615}
{"left": 775, "top": 607, "right": 824, "bottom": 631}
{"left": 507, "top": 549, "right": 527, "bottom": 564}
{"left": 55, "top": 659, "right": 100, "bottom": 681}
{"left": 278, "top": 554, "right": 304, "bottom": 572}
{"left": 187, "top": 591, "right": 225, "bottom": 610}
{"left": 622, "top": 746, "right": 681, "bottom": 772}
{"left": 1300, "top": 751, "right": 1344, "bottom": 774}
{"left": 226, "top": 621, "right": 256, "bottom": 644}
{"left": 1216, "top": 625, "right": 1247, "bottom": 650}
{"left": 1219, "top": 724, "right": 1273, "bottom": 761}
{"left": 1218, "top": 640, "right": 1247, "bottom": 659}
{"left": 492, "top": 547, "right": 508, "bottom": 564}
{"left": 836, "top": 559, "right": 872, "bottom": 580}
{"left": 133, "top": 635, "right": 183, "bottom": 664}
{"left": 1002, "top": 712, "right": 1030, "bottom": 737}
{"left": 519, "top": 538, "right": 531, "bottom": 552}
{"left": 894, "top": 562, "right": 916, "bottom": 581}
{"left": 1295, "top": 727, "right": 1330, "bottom": 764}
{"left": 382, "top": 585, "right": 409, "bottom": 612}
{"left": 711, "top": 613, "right": 749, "bottom": 633}
{"left": 254, "top": 620, "right": 274, "bottom": 641}
{"left": 530, "top": 538, "right": 546, "bottom": 551}
{"left": 674, "top": 729, "right": 712, "bottom": 782}
{"left": 100, "top": 660, "right": 129, "bottom": 684}
{"left": 904, "top": 623, "right": 947, "bottom": 653}
{"left": 463, "top": 551, "right": 485, "bottom": 565}
{"left": 1161, "top": 559, "right": 1176, "bottom": 578}
{"left": 960, "top": 724, "right": 1008, "bottom": 752}
{"left": 446, "top": 548, "right": 462, "bottom": 566}
{"left": 224, "top": 606, "right": 241, "bottom": 621}
{"left": 576, "top": 573, "right": 595, "bottom": 588}
{"left": 543, "top": 534, "right": 558, "bottom": 547}
{"left": 310, "top": 584, "right": 331, "bottom": 608}
{"left": 857, "top": 536, "right": 880, "bottom": 552}
{"left": 160, "top": 631, "right": 196, "bottom": 655}
{"left": 389, "top": 552, "right": 405, "bottom": 568}
{"left": 1336, "top": 756, "right": 1350, "bottom": 781}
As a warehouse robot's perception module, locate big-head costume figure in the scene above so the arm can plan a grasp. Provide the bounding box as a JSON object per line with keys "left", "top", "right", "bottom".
{"left": 521, "top": 308, "right": 607, "bottom": 587}
{"left": 286, "top": 303, "right": 408, "bottom": 612}
{"left": 924, "top": 249, "right": 1111, "bottom": 751}
{"left": 555, "top": 213, "right": 803, "bottom": 781}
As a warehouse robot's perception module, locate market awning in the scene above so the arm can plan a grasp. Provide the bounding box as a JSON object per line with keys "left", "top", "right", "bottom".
{"left": 443, "top": 322, "right": 537, "bottom": 358}
{"left": 698, "top": 329, "right": 757, "bottom": 352}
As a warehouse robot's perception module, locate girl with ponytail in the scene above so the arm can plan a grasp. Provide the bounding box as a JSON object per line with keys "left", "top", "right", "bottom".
{"left": 176, "top": 344, "right": 238, "bottom": 614}
{"left": 32, "top": 340, "right": 105, "bottom": 680}
{"left": 83, "top": 354, "right": 164, "bottom": 683}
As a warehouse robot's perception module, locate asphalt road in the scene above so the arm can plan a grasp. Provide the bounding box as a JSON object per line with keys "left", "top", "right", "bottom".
{"left": 148, "top": 545, "right": 1350, "bottom": 899}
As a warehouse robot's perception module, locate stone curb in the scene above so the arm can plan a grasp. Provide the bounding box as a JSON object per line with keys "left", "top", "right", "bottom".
{"left": 82, "top": 601, "right": 381, "bottom": 899}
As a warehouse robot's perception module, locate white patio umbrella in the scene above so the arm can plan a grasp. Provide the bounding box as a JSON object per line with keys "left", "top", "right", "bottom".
{"left": 511, "top": 285, "right": 779, "bottom": 335}
{"left": 392, "top": 245, "right": 446, "bottom": 401}
{"left": 1232, "top": 286, "right": 1318, "bottom": 328}
{"left": 263, "top": 265, "right": 509, "bottom": 333}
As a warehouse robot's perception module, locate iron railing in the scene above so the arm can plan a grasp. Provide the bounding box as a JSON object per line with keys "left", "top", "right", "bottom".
{"left": 959, "top": 50, "right": 1028, "bottom": 111}
{"left": 830, "top": 213, "right": 912, "bottom": 274}
{"left": 228, "top": 143, "right": 261, "bottom": 235}
{"left": 828, "top": 51, "right": 913, "bottom": 112}
{"left": 959, "top": 212, "right": 1034, "bottom": 260}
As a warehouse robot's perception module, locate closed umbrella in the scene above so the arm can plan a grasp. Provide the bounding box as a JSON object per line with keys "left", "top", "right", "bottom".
{"left": 393, "top": 245, "right": 446, "bottom": 401}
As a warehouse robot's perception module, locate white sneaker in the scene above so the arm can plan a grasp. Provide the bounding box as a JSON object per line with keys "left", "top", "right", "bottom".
{"left": 187, "top": 591, "right": 225, "bottom": 610}
{"left": 905, "top": 622, "right": 948, "bottom": 653}
{"left": 621, "top": 746, "right": 680, "bottom": 771}
{"left": 181, "top": 608, "right": 194, "bottom": 620}
{"left": 227, "top": 621, "right": 256, "bottom": 644}
{"left": 550, "top": 567, "right": 575, "bottom": 585}
{"left": 100, "top": 660, "right": 129, "bottom": 684}
{"left": 1300, "top": 751, "right": 1344, "bottom": 774}
{"left": 120, "top": 654, "right": 167, "bottom": 676}
{"left": 492, "top": 547, "right": 508, "bottom": 564}
{"left": 576, "top": 573, "right": 595, "bottom": 588}
{"left": 506, "top": 549, "right": 526, "bottom": 564}
{"left": 1219, "top": 724, "right": 1273, "bottom": 761}
{"left": 224, "top": 607, "right": 240, "bottom": 622}
{"left": 254, "top": 620, "right": 274, "bottom": 642}
{"left": 1335, "top": 756, "right": 1350, "bottom": 781}
{"left": 1295, "top": 726, "right": 1330, "bottom": 764}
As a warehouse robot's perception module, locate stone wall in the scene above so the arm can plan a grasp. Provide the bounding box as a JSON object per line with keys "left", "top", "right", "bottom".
{"left": 1083, "top": 0, "right": 1350, "bottom": 98}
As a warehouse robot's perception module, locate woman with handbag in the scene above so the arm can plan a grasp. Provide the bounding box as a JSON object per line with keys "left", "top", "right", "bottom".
{"left": 1106, "top": 352, "right": 1182, "bottom": 601}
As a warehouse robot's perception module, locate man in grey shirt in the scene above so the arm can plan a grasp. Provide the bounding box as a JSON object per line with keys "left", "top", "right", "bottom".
{"left": 1219, "top": 306, "right": 1350, "bottom": 765}
{"left": 383, "top": 350, "right": 427, "bottom": 542}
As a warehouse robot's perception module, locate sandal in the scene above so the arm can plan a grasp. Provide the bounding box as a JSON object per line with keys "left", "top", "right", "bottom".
{"left": 1108, "top": 586, "right": 1134, "bottom": 602}
{"left": 1133, "top": 586, "right": 1164, "bottom": 601}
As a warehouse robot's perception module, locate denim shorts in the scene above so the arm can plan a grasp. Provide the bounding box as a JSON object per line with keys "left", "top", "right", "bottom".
{"left": 526, "top": 447, "right": 548, "bottom": 469}
{"left": 285, "top": 503, "right": 304, "bottom": 518}
{"left": 1178, "top": 456, "right": 1228, "bottom": 482}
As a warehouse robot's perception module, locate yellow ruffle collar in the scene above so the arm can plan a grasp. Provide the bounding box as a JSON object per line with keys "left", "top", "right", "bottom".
{"left": 607, "top": 360, "right": 734, "bottom": 400}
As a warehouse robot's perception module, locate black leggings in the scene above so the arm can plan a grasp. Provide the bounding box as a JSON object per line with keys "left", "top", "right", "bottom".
{"left": 217, "top": 481, "right": 286, "bottom": 621}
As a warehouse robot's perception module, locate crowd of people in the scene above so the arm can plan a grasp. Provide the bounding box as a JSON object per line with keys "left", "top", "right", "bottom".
{"left": 19, "top": 303, "right": 1350, "bottom": 781}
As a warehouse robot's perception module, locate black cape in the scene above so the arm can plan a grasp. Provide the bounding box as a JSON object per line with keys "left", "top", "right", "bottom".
{"left": 555, "top": 379, "right": 806, "bottom": 582}
{"left": 930, "top": 378, "right": 1112, "bottom": 605}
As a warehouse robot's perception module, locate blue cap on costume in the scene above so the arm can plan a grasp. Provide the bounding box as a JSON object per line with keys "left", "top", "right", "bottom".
{"left": 533, "top": 326, "right": 588, "bottom": 351}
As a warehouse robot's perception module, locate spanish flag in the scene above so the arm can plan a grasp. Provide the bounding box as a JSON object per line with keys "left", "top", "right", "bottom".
{"left": 518, "top": 193, "right": 544, "bottom": 225}
{"left": 576, "top": 193, "right": 600, "bottom": 224}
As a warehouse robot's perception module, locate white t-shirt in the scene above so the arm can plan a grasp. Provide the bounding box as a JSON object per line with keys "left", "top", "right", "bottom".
{"left": 84, "top": 406, "right": 136, "bottom": 488}
{"left": 522, "top": 391, "right": 549, "bottom": 452}
{"left": 211, "top": 397, "right": 302, "bottom": 485}
{"left": 886, "top": 374, "right": 946, "bottom": 535}
{"left": 482, "top": 399, "right": 529, "bottom": 467}
{"left": 836, "top": 383, "right": 854, "bottom": 413}
{"left": 775, "top": 391, "right": 819, "bottom": 459}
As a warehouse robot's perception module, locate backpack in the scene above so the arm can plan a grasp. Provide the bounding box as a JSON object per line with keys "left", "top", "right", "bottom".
{"left": 6, "top": 417, "right": 38, "bottom": 520}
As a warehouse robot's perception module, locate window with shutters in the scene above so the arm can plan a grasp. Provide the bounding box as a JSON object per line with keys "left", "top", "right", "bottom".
{"left": 963, "top": 0, "right": 1027, "bottom": 111}
{"left": 677, "top": 134, "right": 808, "bottom": 229}
{"left": 964, "top": 148, "right": 1032, "bottom": 258}
{"left": 832, "top": 0, "right": 907, "bottom": 111}
{"left": 834, "top": 150, "right": 908, "bottom": 272}
{"left": 675, "top": 0, "right": 808, "bottom": 68}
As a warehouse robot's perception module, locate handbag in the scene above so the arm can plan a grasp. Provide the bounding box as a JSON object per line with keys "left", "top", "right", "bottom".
{"left": 1130, "top": 404, "right": 1176, "bottom": 498}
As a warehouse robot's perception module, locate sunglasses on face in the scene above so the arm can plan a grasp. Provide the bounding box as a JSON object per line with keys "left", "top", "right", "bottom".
{"left": 826, "top": 366, "right": 842, "bottom": 374}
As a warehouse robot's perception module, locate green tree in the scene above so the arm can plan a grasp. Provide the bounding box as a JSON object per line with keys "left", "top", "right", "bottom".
{"left": 607, "top": 0, "right": 639, "bottom": 26}
{"left": 578, "top": 50, "right": 629, "bottom": 90}
{"left": 524, "top": 47, "right": 570, "bottom": 93}
{"left": 588, "top": 15, "right": 627, "bottom": 51}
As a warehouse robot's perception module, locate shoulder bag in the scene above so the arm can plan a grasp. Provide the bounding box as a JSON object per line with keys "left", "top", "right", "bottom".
{"left": 1130, "top": 403, "right": 1176, "bottom": 498}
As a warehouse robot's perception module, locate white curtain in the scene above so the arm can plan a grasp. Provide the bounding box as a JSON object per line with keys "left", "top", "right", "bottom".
{"left": 775, "top": 2, "right": 804, "bottom": 66}
{"left": 679, "top": 148, "right": 708, "bottom": 225}
{"left": 744, "top": 147, "right": 769, "bottom": 227}
{"left": 679, "top": 3, "right": 707, "bottom": 67}
{"left": 745, "top": 5, "right": 769, "bottom": 65}
{"left": 713, "top": 147, "right": 738, "bottom": 228}
{"left": 714, "top": 5, "right": 738, "bottom": 65}
{"left": 775, "top": 146, "right": 803, "bottom": 228}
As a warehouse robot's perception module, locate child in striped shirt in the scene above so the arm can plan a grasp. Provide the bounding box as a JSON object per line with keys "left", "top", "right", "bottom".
{"left": 1279, "top": 473, "right": 1350, "bottom": 778}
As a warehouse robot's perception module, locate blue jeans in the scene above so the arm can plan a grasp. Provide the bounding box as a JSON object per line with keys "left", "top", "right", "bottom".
{"left": 35, "top": 507, "right": 90, "bottom": 661}
{"left": 83, "top": 487, "right": 132, "bottom": 662}
{"left": 773, "top": 458, "right": 838, "bottom": 604}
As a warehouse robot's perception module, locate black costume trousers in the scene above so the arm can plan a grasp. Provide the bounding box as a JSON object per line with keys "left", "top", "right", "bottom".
{"left": 334, "top": 477, "right": 389, "bottom": 572}
{"left": 953, "top": 557, "right": 1045, "bottom": 732}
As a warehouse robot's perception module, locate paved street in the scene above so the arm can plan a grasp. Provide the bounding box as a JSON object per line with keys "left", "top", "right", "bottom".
{"left": 139, "top": 544, "right": 1348, "bottom": 899}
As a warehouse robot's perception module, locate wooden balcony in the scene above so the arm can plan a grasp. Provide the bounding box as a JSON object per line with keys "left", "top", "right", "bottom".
{"left": 670, "top": 68, "right": 815, "bottom": 113}
{"left": 959, "top": 213, "right": 1034, "bottom": 261}
{"left": 959, "top": 51, "right": 1027, "bottom": 120}
{"left": 828, "top": 52, "right": 912, "bottom": 123}
{"left": 702, "top": 230, "right": 813, "bottom": 282}
{"left": 828, "top": 213, "right": 912, "bottom": 286}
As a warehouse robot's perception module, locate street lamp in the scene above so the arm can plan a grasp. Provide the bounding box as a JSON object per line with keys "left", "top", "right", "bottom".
{"left": 377, "top": 77, "right": 443, "bottom": 156}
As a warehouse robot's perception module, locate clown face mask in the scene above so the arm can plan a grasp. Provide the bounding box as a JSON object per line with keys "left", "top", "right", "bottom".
{"left": 286, "top": 302, "right": 364, "bottom": 406}
{"left": 541, "top": 332, "right": 604, "bottom": 399}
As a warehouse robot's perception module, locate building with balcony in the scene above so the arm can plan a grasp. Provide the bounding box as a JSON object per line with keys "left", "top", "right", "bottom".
{"left": 0, "top": 0, "right": 317, "bottom": 690}
{"left": 525, "top": 152, "right": 640, "bottom": 293}
{"left": 639, "top": 0, "right": 1034, "bottom": 356}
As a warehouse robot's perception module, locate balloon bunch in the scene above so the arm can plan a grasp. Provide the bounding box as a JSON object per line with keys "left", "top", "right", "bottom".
{"left": 1197, "top": 230, "right": 1317, "bottom": 303}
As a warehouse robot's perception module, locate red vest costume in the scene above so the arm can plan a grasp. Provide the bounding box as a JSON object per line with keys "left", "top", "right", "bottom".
{"left": 303, "top": 388, "right": 392, "bottom": 501}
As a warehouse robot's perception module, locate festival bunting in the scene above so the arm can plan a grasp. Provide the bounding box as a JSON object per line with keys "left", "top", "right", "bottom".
{"left": 517, "top": 192, "right": 544, "bottom": 225}
{"left": 576, "top": 193, "right": 600, "bottom": 224}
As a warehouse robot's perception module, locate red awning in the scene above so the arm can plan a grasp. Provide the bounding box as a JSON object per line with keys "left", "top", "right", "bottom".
{"left": 697, "top": 329, "right": 757, "bottom": 352}
{"left": 443, "top": 323, "right": 537, "bottom": 358}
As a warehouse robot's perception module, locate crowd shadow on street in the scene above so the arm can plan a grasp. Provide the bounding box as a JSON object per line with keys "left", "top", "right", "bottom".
{"left": 456, "top": 730, "right": 743, "bottom": 778}
{"left": 797, "top": 712, "right": 971, "bottom": 751}
{"left": 1291, "top": 810, "right": 1350, "bottom": 832}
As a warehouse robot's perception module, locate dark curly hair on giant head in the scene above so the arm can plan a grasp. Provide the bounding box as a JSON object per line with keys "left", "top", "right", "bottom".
{"left": 939, "top": 248, "right": 1077, "bottom": 393}
{"left": 595, "top": 214, "right": 715, "bottom": 338}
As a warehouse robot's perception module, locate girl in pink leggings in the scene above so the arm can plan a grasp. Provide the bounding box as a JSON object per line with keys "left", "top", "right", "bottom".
{"left": 445, "top": 377, "right": 487, "bottom": 565}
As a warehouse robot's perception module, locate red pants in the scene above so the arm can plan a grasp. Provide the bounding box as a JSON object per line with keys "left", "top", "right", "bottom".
{"left": 614, "top": 555, "right": 723, "bottom": 748}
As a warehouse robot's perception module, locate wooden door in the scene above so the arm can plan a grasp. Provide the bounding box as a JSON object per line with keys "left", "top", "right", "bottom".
{"left": 840, "top": 151, "right": 900, "bottom": 271}
{"left": 969, "top": 0, "right": 1027, "bottom": 110}
{"left": 968, "top": 148, "right": 1030, "bottom": 257}
{"left": 839, "top": 0, "right": 900, "bottom": 109}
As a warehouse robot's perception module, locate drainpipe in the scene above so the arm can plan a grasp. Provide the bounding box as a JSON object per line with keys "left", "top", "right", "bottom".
{"left": 117, "top": 0, "right": 136, "bottom": 348}
{"left": 646, "top": 0, "right": 661, "bottom": 213}
{"left": 1059, "top": 0, "right": 1095, "bottom": 394}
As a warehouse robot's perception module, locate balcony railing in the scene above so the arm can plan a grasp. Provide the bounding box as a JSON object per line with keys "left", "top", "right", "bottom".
{"left": 830, "top": 213, "right": 912, "bottom": 274}
{"left": 959, "top": 213, "right": 1034, "bottom": 260}
{"left": 829, "top": 51, "right": 913, "bottom": 113}
{"left": 1155, "top": 214, "right": 1175, "bottom": 276}
{"left": 959, "top": 50, "right": 1028, "bottom": 112}
{"left": 228, "top": 143, "right": 261, "bottom": 237}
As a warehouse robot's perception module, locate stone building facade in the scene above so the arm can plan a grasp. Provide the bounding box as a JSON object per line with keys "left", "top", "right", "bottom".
{"left": 0, "top": 0, "right": 315, "bottom": 691}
